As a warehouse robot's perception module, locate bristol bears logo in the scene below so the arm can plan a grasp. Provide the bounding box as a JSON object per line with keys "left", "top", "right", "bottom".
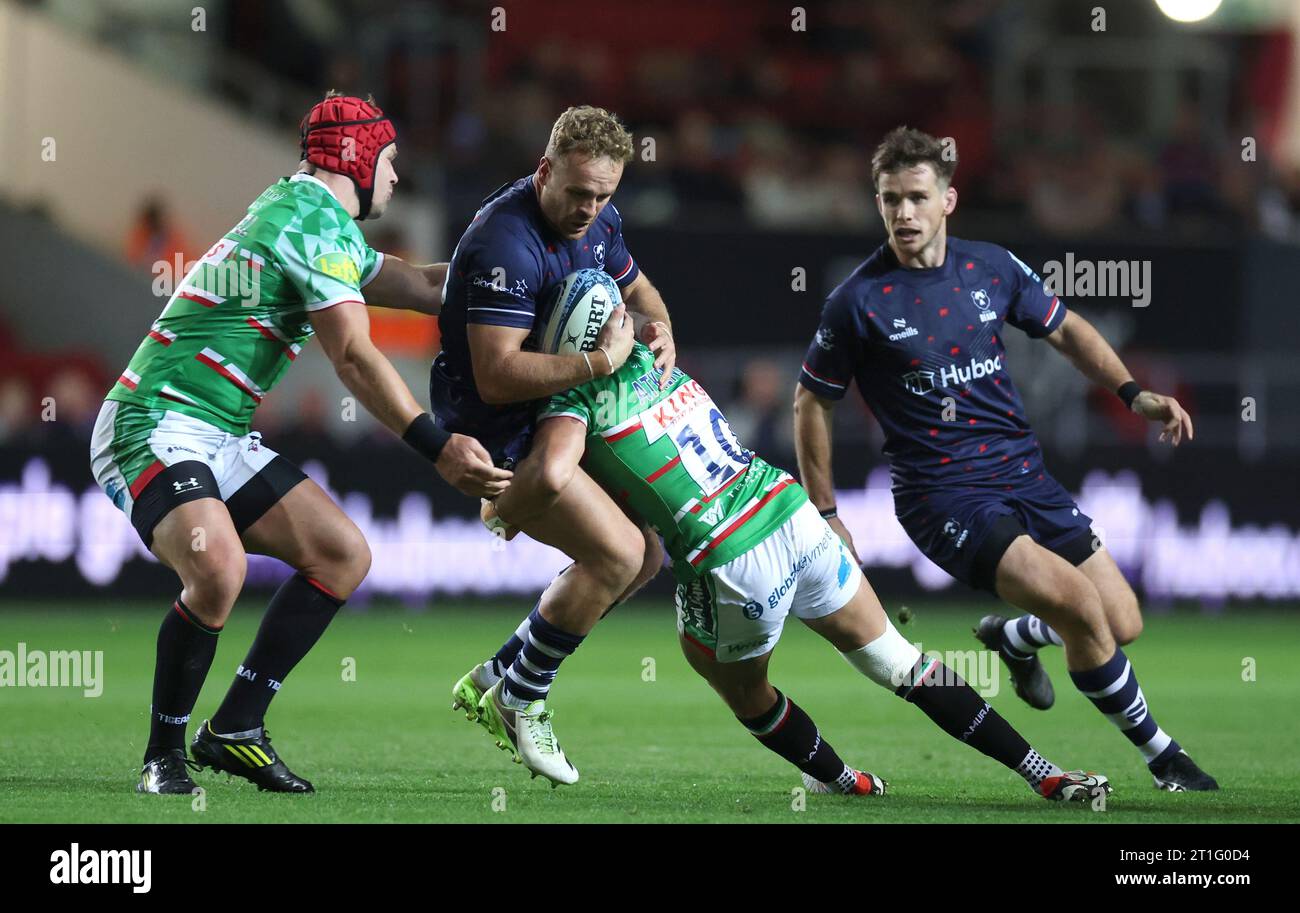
{"left": 970, "top": 288, "right": 997, "bottom": 322}
{"left": 943, "top": 518, "right": 970, "bottom": 549}
{"left": 901, "top": 369, "right": 936, "bottom": 395}
{"left": 593, "top": 241, "right": 606, "bottom": 268}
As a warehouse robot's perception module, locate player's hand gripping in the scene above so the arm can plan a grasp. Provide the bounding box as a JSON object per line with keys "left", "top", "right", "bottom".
{"left": 640, "top": 320, "right": 677, "bottom": 389}
{"left": 594, "top": 304, "right": 635, "bottom": 374}
{"left": 1131, "top": 391, "right": 1194, "bottom": 446}
{"left": 435, "top": 433, "right": 513, "bottom": 498}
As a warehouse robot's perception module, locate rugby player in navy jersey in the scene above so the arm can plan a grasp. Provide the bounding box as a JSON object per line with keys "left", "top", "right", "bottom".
{"left": 439, "top": 107, "right": 675, "bottom": 784}
{"left": 795, "top": 127, "right": 1217, "bottom": 791}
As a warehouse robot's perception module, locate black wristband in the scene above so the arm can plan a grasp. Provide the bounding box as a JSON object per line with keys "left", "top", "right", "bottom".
{"left": 402, "top": 412, "right": 451, "bottom": 463}
{"left": 1117, "top": 381, "right": 1142, "bottom": 411}
{"left": 819, "top": 506, "right": 838, "bottom": 520}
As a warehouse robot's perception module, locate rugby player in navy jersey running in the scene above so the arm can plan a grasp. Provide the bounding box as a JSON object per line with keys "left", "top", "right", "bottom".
{"left": 795, "top": 127, "right": 1217, "bottom": 792}
{"left": 439, "top": 107, "right": 674, "bottom": 783}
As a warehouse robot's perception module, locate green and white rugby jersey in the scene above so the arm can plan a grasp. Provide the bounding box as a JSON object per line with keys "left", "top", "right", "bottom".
{"left": 106, "top": 173, "right": 383, "bottom": 435}
{"left": 539, "top": 342, "right": 807, "bottom": 583}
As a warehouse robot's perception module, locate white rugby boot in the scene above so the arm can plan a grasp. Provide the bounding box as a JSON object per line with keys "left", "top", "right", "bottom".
{"left": 477, "top": 681, "right": 579, "bottom": 787}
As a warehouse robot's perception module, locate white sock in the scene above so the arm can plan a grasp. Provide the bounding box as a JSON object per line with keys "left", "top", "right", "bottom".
{"left": 833, "top": 765, "right": 858, "bottom": 794}
{"left": 1015, "top": 749, "right": 1062, "bottom": 789}
{"left": 478, "top": 660, "right": 502, "bottom": 688}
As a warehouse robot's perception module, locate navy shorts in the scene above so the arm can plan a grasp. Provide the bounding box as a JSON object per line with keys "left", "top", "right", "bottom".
{"left": 894, "top": 469, "right": 1096, "bottom": 594}
{"left": 429, "top": 369, "right": 534, "bottom": 469}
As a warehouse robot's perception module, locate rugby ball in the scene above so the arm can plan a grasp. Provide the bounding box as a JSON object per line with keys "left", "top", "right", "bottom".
{"left": 538, "top": 268, "right": 622, "bottom": 355}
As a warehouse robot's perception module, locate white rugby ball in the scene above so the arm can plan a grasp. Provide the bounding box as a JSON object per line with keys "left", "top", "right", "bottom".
{"left": 538, "top": 268, "right": 622, "bottom": 355}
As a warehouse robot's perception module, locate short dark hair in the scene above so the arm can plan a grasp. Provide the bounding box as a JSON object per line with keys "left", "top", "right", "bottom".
{"left": 871, "top": 127, "right": 957, "bottom": 190}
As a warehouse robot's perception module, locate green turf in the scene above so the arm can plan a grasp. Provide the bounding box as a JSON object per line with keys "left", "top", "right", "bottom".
{"left": 0, "top": 600, "right": 1296, "bottom": 823}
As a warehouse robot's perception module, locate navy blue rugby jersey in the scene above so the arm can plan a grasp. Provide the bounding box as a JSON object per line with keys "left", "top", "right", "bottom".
{"left": 433, "top": 174, "right": 640, "bottom": 435}
{"left": 799, "top": 237, "right": 1067, "bottom": 491}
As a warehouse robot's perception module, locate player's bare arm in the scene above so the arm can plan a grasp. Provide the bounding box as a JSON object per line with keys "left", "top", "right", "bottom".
{"left": 482, "top": 414, "right": 665, "bottom": 600}
{"left": 1046, "top": 310, "right": 1194, "bottom": 446}
{"left": 621, "top": 272, "right": 676, "bottom": 386}
{"left": 468, "top": 304, "right": 634, "bottom": 404}
{"left": 793, "top": 384, "right": 857, "bottom": 557}
{"left": 491, "top": 416, "right": 585, "bottom": 529}
{"left": 311, "top": 301, "right": 511, "bottom": 497}
{"left": 364, "top": 257, "right": 449, "bottom": 315}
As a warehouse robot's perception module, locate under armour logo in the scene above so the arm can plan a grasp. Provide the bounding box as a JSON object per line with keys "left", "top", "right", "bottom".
{"left": 173, "top": 477, "right": 201, "bottom": 493}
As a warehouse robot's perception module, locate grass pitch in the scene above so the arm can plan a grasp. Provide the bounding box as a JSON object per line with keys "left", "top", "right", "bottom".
{"left": 0, "top": 599, "right": 1295, "bottom": 823}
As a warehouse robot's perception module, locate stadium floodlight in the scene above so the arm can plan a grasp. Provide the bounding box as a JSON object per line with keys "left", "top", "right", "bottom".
{"left": 1153, "top": 0, "right": 1223, "bottom": 23}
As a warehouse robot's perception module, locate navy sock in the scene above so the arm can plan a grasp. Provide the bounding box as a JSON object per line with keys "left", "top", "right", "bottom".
{"left": 490, "top": 567, "right": 578, "bottom": 679}
{"left": 145, "top": 598, "right": 221, "bottom": 763}
{"left": 1069, "top": 648, "right": 1180, "bottom": 767}
{"left": 739, "top": 690, "right": 851, "bottom": 788}
{"left": 500, "top": 607, "right": 584, "bottom": 706}
{"left": 1003, "top": 615, "right": 1063, "bottom": 659}
{"left": 210, "top": 574, "right": 343, "bottom": 734}
{"left": 489, "top": 604, "right": 536, "bottom": 679}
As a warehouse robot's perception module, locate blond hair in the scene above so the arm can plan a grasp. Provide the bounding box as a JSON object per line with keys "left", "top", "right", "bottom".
{"left": 545, "top": 106, "right": 634, "bottom": 164}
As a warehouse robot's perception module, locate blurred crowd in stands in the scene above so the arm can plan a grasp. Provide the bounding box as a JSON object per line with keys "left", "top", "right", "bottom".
{"left": 212, "top": 0, "right": 1300, "bottom": 241}
{"left": 0, "top": 317, "right": 105, "bottom": 447}
{"left": 10, "top": 0, "right": 1299, "bottom": 456}
{"left": 25, "top": 0, "right": 1300, "bottom": 239}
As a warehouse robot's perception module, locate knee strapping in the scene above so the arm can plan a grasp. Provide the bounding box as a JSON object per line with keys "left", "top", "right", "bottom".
{"left": 840, "top": 620, "right": 921, "bottom": 690}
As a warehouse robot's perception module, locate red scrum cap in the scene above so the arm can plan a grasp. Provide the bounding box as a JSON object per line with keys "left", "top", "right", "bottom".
{"left": 299, "top": 94, "right": 396, "bottom": 220}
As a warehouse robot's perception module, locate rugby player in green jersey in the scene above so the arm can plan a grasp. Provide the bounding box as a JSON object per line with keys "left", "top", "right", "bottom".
{"left": 91, "top": 93, "right": 510, "bottom": 794}
{"left": 464, "top": 271, "right": 1109, "bottom": 802}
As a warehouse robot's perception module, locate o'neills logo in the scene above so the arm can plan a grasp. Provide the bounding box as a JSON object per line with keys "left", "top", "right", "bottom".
{"left": 939, "top": 354, "right": 1002, "bottom": 388}
{"left": 888, "top": 317, "right": 918, "bottom": 342}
